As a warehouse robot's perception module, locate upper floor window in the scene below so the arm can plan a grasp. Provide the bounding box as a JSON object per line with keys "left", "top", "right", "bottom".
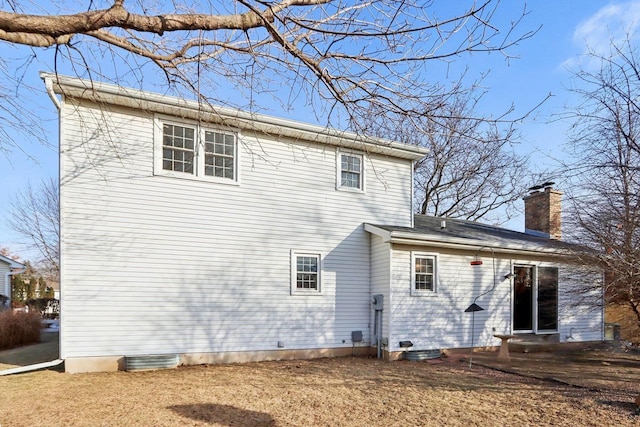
{"left": 163, "top": 124, "right": 195, "bottom": 173}
{"left": 411, "top": 252, "right": 437, "bottom": 296}
{"left": 156, "top": 118, "right": 238, "bottom": 183}
{"left": 337, "top": 152, "right": 364, "bottom": 191}
{"left": 204, "top": 130, "right": 235, "bottom": 179}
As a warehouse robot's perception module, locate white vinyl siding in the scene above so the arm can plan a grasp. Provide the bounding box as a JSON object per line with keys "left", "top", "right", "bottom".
{"left": 370, "top": 235, "right": 390, "bottom": 344}
{"left": 557, "top": 264, "right": 603, "bottom": 342}
{"left": 388, "top": 248, "right": 603, "bottom": 352}
{"left": 59, "top": 99, "right": 412, "bottom": 359}
{"left": 0, "top": 261, "right": 10, "bottom": 304}
{"left": 391, "top": 247, "right": 511, "bottom": 352}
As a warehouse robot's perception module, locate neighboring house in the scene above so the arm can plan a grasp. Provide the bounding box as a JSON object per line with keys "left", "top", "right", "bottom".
{"left": 43, "top": 73, "right": 603, "bottom": 373}
{"left": 0, "top": 254, "right": 25, "bottom": 308}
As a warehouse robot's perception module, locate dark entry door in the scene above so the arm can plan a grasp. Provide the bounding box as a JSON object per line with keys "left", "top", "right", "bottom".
{"left": 513, "top": 266, "right": 534, "bottom": 331}
{"left": 537, "top": 267, "right": 558, "bottom": 331}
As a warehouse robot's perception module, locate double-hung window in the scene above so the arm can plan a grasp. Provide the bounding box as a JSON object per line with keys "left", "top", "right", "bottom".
{"left": 337, "top": 151, "right": 364, "bottom": 191}
{"left": 411, "top": 252, "right": 437, "bottom": 295}
{"left": 204, "top": 130, "right": 235, "bottom": 179}
{"left": 157, "top": 119, "right": 238, "bottom": 183}
{"left": 291, "top": 251, "right": 322, "bottom": 295}
{"left": 163, "top": 124, "right": 195, "bottom": 173}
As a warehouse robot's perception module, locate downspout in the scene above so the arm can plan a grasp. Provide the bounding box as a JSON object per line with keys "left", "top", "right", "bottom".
{"left": 601, "top": 269, "right": 606, "bottom": 342}
{"left": 4, "top": 267, "right": 26, "bottom": 309}
{"left": 44, "top": 72, "right": 64, "bottom": 360}
{"left": 44, "top": 76, "right": 62, "bottom": 110}
{"left": 410, "top": 160, "right": 416, "bottom": 228}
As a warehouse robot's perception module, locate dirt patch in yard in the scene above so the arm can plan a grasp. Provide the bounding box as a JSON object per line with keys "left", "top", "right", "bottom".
{"left": 0, "top": 350, "right": 639, "bottom": 426}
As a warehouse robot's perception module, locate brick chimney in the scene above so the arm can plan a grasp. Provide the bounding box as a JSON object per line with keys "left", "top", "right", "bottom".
{"left": 523, "top": 186, "right": 563, "bottom": 240}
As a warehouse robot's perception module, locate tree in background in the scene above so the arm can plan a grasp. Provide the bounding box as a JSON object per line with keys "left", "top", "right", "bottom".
{"left": 10, "top": 261, "right": 46, "bottom": 306}
{"left": 563, "top": 37, "right": 640, "bottom": 326}
{"left": 8, "top": 178, "right": 59, "bottom": 279}
{"left": 0, "top": 1, "right": 538, "bottom": 154}
{"left": 363, "top": 91, "right": 533, "bottom": 224}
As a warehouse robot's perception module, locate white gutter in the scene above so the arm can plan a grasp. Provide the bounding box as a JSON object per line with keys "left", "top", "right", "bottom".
{"left": 39, "top": 72, "right": 428, "bottom": 161}
{"left": 364, "top": 223, "right": 573, "bottom": 257}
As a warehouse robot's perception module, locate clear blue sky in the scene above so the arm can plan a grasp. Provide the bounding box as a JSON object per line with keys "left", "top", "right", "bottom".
{"left": 1, "top": 0, "right": 638, "bottom": 261}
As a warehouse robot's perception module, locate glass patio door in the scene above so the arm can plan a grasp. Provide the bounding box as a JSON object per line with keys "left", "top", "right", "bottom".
{"left": 513, "top": 266, "right": 534, "bottom": 332}
{"left": 512, "top": 265, "right": 559, "bottom": 333}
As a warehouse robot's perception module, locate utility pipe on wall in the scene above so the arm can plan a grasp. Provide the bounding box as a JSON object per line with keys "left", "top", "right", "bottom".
{"left": 372, "top": 294, "right": 384, "bottom": 359}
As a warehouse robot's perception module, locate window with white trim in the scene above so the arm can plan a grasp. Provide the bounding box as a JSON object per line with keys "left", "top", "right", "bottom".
{"left": 337, "top": 152, "right": 364, "bottom": 191}
{"left": 411, "top": 252, "right": 437, "bottom": 295}
{"left": 163, "top": 124, "right": 195, "bottom": 173}
{"left": 204, "top": 130, "right": 235, "bottom": 179}
{"left": 291, "top": 251, "right": 322, "bottom": 294}
{"left": 157, "top": 119, "right": 238, "bottom": 182}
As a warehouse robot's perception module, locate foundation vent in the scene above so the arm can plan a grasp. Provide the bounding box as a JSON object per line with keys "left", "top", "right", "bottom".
{"left": 125, "top": 354, "right": 179, "bottom": 372}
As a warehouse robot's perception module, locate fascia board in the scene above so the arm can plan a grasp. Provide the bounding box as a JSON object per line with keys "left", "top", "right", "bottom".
{"left": 40, "top": 72, "right": 428, "bottom": 161}
{"left": 363, "top": 223, "right": 392, "bottom": 241}
{"left": 387, "top": 231, "right": 571, "bottom": 257}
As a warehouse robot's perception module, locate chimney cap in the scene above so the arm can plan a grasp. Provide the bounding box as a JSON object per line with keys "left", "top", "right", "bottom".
{"left": 528, "top": 181, "right": 556, "bottom": 194}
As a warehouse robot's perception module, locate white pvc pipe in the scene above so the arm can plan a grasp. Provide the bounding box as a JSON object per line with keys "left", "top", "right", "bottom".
{"left": 0, "top": 359, "right": 63, "bottom": 376}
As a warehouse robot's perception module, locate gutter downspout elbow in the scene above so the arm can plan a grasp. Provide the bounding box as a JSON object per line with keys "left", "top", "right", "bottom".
{"left": 43, "top": 74, "right": 61, "bottom": 110}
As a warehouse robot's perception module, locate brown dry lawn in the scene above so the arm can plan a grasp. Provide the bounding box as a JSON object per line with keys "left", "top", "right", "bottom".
{"left": 1, "top": 344, "right": 639, "bottom": 427}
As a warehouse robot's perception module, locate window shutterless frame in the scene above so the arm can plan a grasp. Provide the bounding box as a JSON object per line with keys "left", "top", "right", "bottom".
{"left": 154, "top": 116, "right": 240, "bottom": 185}
{"left": 290, "top": 251, "right": 322, "bottom": 295}
{"left": 336, "top": 150, "right": 365, "bottom": 192}
{"left": 410, "top": 252, "right": 438, "bottom": 296}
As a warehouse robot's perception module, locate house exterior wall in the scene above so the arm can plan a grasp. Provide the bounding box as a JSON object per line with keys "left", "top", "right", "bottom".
{"left": 389, "top": 245, "right": 512, "bottom": 353}
{"left": 0, "top": 261, "right": 10, "bottom": 301}
{"left": 370, "top": 235, "right": 391, "bottom": 343}
{"left": 387, "top": 245, "right": 603, "bottom": 353}
{"left": 58, "top": 98, "right": 414, "bottom": 368}
{"left": 557, "top": 264, "right": 604, "bottom": 342}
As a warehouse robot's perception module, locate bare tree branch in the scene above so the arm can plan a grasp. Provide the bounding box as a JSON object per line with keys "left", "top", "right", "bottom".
{"left": 8, "top": 178, "right": 59, "bottom": 274}
{"left": 0, "top": 1, "right": 540, "bottom": 154}
{"left": 562, "top": 35, "right": 640, "bottom": 325}
{"left": 360, "top": 89, "right": 532, "bottom": 224}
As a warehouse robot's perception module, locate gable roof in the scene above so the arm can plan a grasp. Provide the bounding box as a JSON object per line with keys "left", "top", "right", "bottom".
{"left": 40, "top": 72, "right": 428, "bottom": 161}
{"left": 365, "top": 215, "right": 579, "bottom": 256}
{"left": 0, "top": 254, "right": 25, "bottom": 269}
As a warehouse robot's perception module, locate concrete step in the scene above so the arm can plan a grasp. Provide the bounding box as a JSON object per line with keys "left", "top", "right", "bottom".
{"left": 509, "top": 333, "right": 560, "bottom": 353}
